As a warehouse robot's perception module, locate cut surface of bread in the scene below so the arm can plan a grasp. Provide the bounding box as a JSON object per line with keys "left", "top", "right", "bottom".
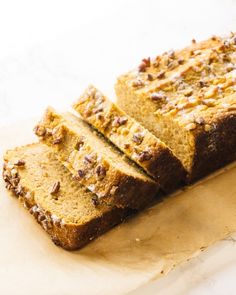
{"left": 3, "top": 143, "right": 131, "bottom": 250}
{"left": 34, "top": 108, "right": 159, "bottom": 209}
{"left": 115, "top": 34, "right": 236, "bottom": 182}
{"left": 73, "top": 85, "right": 186, "bottom": 192}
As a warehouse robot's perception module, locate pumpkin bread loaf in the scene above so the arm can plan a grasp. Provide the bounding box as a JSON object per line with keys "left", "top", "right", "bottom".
{"left": 34, "top": 108, "right": 159, "bottom": 209}
{"left": 3, "top": 143, "right": 131, "bottom": 250}
{"left": 73, "top": 85, "right": 186, "bottom": 192}
{"left": 115, "top": 33, "right": 236, "bottom": 182}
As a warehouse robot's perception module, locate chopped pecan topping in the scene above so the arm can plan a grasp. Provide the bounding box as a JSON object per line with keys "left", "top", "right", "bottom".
{"left": 14, "top": 159, "right": 25, "bottom": 167}
{"left": 132, "top": 79, "right": 144, "bottom": 87}
{"left": 92, "top": 196, "right": 99, "bottom": 206}
{"left": 11, "top": 177, "right": 20, "bottom": 186}
{"left": 199, "top": 80, "right": 208, "bottom": 88}
{"left": 52, "top": 138, "right": 62, "bottom": 144}
{"left": 138, "top": 151, "right": 152, "bottom": 162}
{"left": 34, "top": 125, "right": 46, "bottom": 136}
{"left": 74, "top": 140, "right": 84, "bottom": 151}
{"left": 77, "top": 169, "right": 86, "bottom": 178}
{"left": 156, "top": 70, "right": 165, "bottom": 79}
{"left": 222, "top": 53, "right": 231, "bottom": 62}
{"left": 147, "top": 73, "right": 154, "bottom": 81}
{"left": 150, "top": 92, "right": 166, "bottom": 101}
{"left": 138, "top": 62, "right": 147, "bottom": 72}
{"left": 132, "top": 132, "right": 144, "bottom": 144}
{"left": 167, "top": 61, "right": 177, "bottom": 70}
{"left": 189, "top": 50, "right": 194, "bottom": 56}
{"left": 123, "top": 143, "right": 130, "bottom": 149}
{"left": 142, "top": 57, "right": 151, "bottom": 67}
{"left": 84, "top": 153, "right": 97, "bottom": 165}
{"left": 168, "top": 50, "right": 175, "bottom": 59}
{"left": 93, "top": 106, "right": 103, "bottom": 114}
{"left": 50, "top": 181, "right": 60, "bottom": 195}
{"left": 112, "top": 116, "right": 128, "bottom": 127}
{"left": 178, "top": 58, "right": 185, "bottom": 65}
{"left": 38, "top": 214, "right": 46, "bottom": 222}
{"left": 96, "top": 165, "right": 106, "bottom": 178}
{"left": 15, "top": 184, "right": 24, "bottom": 196}
{"left": 138, "top": 57, "right": 151, "bottom": 72}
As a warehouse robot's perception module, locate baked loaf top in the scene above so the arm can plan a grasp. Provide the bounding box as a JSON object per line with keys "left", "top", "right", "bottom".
{"left": 3, "top": 143, "right": 129, "bottom": 250}
{"left": 73, "top": 85, "right": 186, "bottom": 192}
{"left": 34, "top": 108, "right": 159, "bottom": 209}
{"left": 116, "top": 33, "right": 236, "bottom": 181}
{"left": 117, "top": 34, "right": 236, "bottom": 132}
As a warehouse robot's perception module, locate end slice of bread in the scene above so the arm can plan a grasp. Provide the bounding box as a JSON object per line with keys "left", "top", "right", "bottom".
{"left": 34, "top": 108, "right": 159, "bottom": 209}
{"left": 116, "top": 34, "right": 236, "bottom": 182}
{"left": 73, "top": 85, "right": 186, "bottom": 192}
{"left": 3, "top": 143, "right": 131, "bottom": 250}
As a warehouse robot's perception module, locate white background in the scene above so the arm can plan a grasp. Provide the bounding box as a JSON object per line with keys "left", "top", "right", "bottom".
{"left": 0, "top": 0, "right": 236, "bottom": 294}
{"left": 0, "top": 0, "right": 236, "bottom": 126}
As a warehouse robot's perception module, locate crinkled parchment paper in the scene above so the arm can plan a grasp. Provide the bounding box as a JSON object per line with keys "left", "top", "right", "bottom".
{"left": 0, "top": 119, "right": 236, "bottom": 295}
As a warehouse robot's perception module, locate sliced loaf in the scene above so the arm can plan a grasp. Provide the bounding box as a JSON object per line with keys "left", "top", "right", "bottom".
{"left": 115, "top": 34, "right": 236, "bottom": 182}
{"left": 73, "top": 85, "right": 186, "bottom": 192}
{"left": 3, "top": 143, "right": 131, "bottom": 250}
{"left": 34, "top": 108, "right": 159, "bottom": 209}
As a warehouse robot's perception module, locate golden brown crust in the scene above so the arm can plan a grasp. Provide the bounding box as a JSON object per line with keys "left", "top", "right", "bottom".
{"left": 2, "top": 143, "right": 131, "bottom": 250}
{"left": 116, "top": 33, "right": 236, "bottom": 182}
{"left": 73, "top": 85, "right": 186, "bottom": 192}
{"left": 34, "top": 108, "right": 159, "bottom": 209}
{"left": 189, "top": 112, "right": 236, "bottom": 181}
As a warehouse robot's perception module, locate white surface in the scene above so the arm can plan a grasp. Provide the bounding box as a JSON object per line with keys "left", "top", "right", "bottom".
{"left": 0, "top": 0, "right": 236, "bottom": 294}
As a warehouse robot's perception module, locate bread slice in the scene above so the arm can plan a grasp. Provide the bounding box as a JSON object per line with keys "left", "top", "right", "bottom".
{"left": 34, "top": 108, "right": 159, "bottom": 209}
{"left": 3, "top": 143, "right": 131, "bottom": 250}
{"left": 115, "top": 34, "right": 236, "bottom": 182}
{"left": 73, "top": 85, "right": 186, "bottom": 192}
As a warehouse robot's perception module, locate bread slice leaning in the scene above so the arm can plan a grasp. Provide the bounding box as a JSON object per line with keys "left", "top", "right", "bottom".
{"left": 34, "top": 108, "right": 159, "bottom": 209}
{"left": 3, "top": 143, "right": 131, "bottom": 250}
{"left": 115, "top": 33, "right": 236, "bottom": 182}
{"left": 73, "top": 85, "right": 186, "bottom": 192}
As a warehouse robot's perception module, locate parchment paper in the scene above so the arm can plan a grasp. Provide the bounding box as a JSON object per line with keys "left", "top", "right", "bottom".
{"left": 1, "top": 119, "right": 236, "bottom": 295}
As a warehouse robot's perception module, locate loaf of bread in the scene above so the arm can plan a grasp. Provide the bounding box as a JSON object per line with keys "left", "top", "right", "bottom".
{"left": 3, "top": 143, "right": 132, "bottom": 250}
{"left": 73, "top": 85, "right": 186, "bottom": 192}
{"left": 34, "top": 107, "right": 159, "bottom": 209}
{"left": 115, "top": 34, "right": 236, "bottom": 182}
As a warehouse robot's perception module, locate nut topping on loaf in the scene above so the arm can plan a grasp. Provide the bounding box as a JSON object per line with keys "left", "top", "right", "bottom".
{"left": 35, "top": 107, "right": 159, "bottom": 209}
{"left": 3, "top": 143, "right": 130, "bottom": 250}
{"left": 73, "top": 85, "right": 186, "bottom": 192}
{"left": 116, "top": 33, "right": 236, "bottom": 182}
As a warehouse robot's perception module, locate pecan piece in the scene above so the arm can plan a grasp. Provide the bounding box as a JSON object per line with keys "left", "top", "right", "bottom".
{"left": 132, "top": 132, "right": 144, "bottom": 145}
{"left": 96, "top": 165, "right": 107, "bottom": 178}
{"left": 150, "top": 93, "right": 166, "bottom": 101}
{"left": 34, "top": 125, "right": 46, "bottom": 136}
{"left": 156, "top": 70, "right": 165, "bottom": 79}
{"left": 112, "top": 116, "right": 128, "bottom": 127}
{"left": 132, "top": 79, "right": 144, "bottom": 87}
{"left": 50, "top": 181, "right": 60, "bottom": 195}
{"left": 14, "top": 159, "right": 25, "bottom": 167}
{"left": 138, "top": 151, "right": 152, "bottom": 162}
{"left": 77, "top": 169, "right": 86, "bottom": 178}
